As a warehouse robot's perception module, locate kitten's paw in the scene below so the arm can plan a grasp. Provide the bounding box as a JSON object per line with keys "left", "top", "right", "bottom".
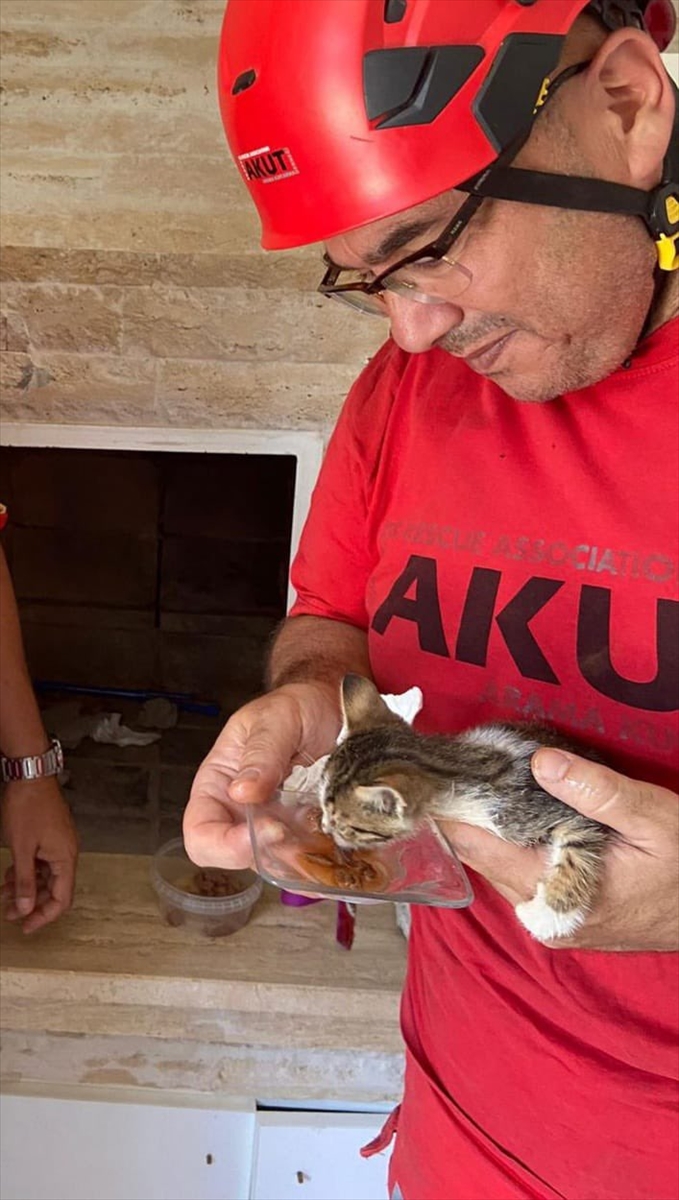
{"left": 515, "top": 890, "right": 587, "bottom": 943}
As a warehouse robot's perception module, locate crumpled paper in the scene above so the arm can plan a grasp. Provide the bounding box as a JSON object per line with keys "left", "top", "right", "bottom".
{"left": 90, "top": 713, "right": 160, "bottom": 748}
{"left": 42, "top": 701, "right": 161, "bottom": 750}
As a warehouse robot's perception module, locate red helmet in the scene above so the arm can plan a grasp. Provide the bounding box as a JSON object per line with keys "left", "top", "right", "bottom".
{"left": 218, "top": 0, "right": 677, "bottom": 251}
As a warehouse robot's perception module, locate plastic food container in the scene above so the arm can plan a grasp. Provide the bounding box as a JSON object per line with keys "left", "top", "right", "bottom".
{"left": 247, "top": 789, "right": 474, "bottom": 909}
{"left": 151, "top": 837, "right": 263, "bottom": 937}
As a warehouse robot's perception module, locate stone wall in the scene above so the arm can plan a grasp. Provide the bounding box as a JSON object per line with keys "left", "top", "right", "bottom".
{"left": 0, "top": 0, "right": 383, "bottom": 436}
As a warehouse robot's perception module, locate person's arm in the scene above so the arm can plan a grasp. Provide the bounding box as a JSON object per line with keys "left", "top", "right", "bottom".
{"left": 183, "top": 615, "right": 369, "bottom": 871}
{"left": 0, "top": 546, "right": 78, "bottom": 933}
{"left": 0, "top": 545, "right": 54, "bottom": 758}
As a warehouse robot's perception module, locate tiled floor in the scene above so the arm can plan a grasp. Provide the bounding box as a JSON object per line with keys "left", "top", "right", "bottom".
{"left": 39, "top": 694, "right": 224, "bottom": 855}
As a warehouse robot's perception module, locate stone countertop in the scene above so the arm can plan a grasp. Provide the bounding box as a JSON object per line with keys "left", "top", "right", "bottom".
{"left": 0, "top": 852, "right": 406, "bottom": 1102}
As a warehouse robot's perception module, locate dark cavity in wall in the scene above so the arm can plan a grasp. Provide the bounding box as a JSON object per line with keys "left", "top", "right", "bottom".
{"left": 0, "top": 445, "right": 296, "bottom": 853}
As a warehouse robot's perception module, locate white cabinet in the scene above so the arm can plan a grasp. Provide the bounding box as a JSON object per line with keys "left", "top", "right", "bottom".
{"left": 251, "top": 1111, "right": 390, "bottom": 1200}
{"left": 0, "top": 1092, "right": 255, "bottom": 1200}
{"left": 0, "top": 1092, "right": 393, "bottom": 1200}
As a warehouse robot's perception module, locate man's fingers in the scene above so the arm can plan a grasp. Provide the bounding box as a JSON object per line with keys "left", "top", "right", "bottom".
{"left": 227, "top": 757, "right": 284, "bottom": 805}
{"left": 183, "top": 814, "right": 254, "bottom": 870}
{"left": 201, "top": 703, "right": 302, "bottom": 807}
{"left": 441, "top": 820, "right": 544, "bottom": 904}
{"left": 531, "top": 749, "right": 675, "bottom": 840}
{"left": 224, "top": 712, "right": 302, "bottom": 804}
{"left": 21, "top": 895, "right": 63, "bottom": 935}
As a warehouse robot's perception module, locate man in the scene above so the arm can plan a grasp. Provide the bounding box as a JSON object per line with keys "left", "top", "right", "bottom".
{"left": 184, "top": 1, "right": 679, "bottom": 1196}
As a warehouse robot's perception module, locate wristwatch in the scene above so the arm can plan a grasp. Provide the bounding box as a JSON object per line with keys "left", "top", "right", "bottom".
{"left": 0, "top": 738, "right": 64, "bottom": 783}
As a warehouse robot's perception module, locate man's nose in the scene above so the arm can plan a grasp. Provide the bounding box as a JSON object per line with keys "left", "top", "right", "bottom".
{"left": 384, "top": 292, "right": 464, "bottom": 354}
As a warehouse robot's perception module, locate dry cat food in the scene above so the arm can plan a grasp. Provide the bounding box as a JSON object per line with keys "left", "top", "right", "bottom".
{"left": 176, "top": 869, "right": 243, "bottom": 898}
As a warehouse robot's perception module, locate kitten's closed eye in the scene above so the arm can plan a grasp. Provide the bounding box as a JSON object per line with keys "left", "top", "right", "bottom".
{"left": 320, "top": 779, "right": 417, "bottom": 848}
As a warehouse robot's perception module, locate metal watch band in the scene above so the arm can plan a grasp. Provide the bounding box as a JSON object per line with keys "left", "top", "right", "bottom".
{"left": 0, "top": 738, "right": 64, "bottom": 783}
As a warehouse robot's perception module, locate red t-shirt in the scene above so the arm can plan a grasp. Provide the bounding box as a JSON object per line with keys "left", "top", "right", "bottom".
{"left": 290, "top": 318, "right": 679, "bottom": 1200}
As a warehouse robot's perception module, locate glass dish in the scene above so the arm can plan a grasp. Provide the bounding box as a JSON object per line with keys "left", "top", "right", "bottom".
{"left": 246, "top": 788, "right": 474, "bottom": 909}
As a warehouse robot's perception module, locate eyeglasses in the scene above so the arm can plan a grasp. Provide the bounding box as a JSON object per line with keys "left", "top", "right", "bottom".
{"left": 318, "top": 190, "right": 483, "bottom": 318}
{"left": 317, "top": 61, "right": 589, "bottom": 318}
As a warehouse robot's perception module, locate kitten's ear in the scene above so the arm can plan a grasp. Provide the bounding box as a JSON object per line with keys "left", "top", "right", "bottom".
{"left": 340, "top": 674, "right": 393, "bottom": 732}
{"left": 354, "top": 785, "right": 405, "bottom": 821}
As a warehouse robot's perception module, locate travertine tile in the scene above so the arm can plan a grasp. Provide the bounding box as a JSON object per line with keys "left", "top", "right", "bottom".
{"left": 0, "top": 851, "right": 407, "bottom": 1054}
{"left": 0, "top": 0, "right": 383, "bottom": 431}
{"left": 1, "top": 247, "right": 161, "bottom": 287}
{"left": 122, "top": 284, "right": 383, "bottom": 364}
{"left": 156, "top": 359, "right": 361, "bottom": 429}
{"left": 0, "top": 310, "right": 30, "bottom": 352}
{"left": 1, "top": 100, "right": 226, "bottom": 162}
{"left": 0, "top": 1031, "right": 404, "bottom": 1103}
{"left": 0, "top": 1, "right": 224, "bottom": 31}
{"left": 2, "top": 283, "right": 123, "bottom": 354}
{"left": 0, "top": 151, "right": 253, "bottom": 252}
{"left": 1, "top": 208, "right": 262, "bottom": 257}
{"left": 155, "top": 251, "right": 322, "bottom": 292}
{"left": 0, "top": 351, "right": 156, "bottom": 423}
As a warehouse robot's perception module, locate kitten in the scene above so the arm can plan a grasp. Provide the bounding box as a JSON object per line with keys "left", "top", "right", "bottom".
{"left": 320, "top": 674, "right": 611, "bottom": 943}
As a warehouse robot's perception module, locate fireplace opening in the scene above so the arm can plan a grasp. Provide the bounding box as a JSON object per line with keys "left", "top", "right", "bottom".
{"left": 0, "top": 444, "right": 296, "bottom": 853}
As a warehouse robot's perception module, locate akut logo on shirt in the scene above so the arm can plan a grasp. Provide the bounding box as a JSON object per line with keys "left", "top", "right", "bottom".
{"left": 372, "top": 554, "right": 678, "bottom": 715}
{"left": 237, "top": 145, "right": 299, "bottom": 184}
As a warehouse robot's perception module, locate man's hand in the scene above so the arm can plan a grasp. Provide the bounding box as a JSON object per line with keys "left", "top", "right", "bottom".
{"left": 442, "top": 749, "right": 679, "bottom": 951}
{"left": 1, "top": 776, "right": 79, "bottom": 934}
{"left": 183, "top": 681, "right": 341, "bottom": 871}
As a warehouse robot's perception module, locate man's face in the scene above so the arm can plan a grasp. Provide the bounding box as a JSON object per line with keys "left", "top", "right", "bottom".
{"left": 324, "top": 111, "right": 658, "bottom": 402}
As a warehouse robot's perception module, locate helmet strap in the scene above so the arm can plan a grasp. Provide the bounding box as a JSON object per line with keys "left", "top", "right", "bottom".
{"left": 459, "top": 68, "right": 679, "bottom": 273}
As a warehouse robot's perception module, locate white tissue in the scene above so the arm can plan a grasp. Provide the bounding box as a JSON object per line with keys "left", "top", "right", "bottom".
{"left": 382, "top": 685, "right": 423, "bottom": 726}
{"left": 283, "top": 685, "right": 423, "bottom": 796}
{"left": 91, "top": 713, "right": 161, "bottom": 747}
{"left": 285, "top": 757, "right": 327, "bottom": 794}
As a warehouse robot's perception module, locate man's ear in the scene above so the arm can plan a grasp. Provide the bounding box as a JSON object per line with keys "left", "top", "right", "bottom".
{"left": 340, "top": 674, "right": 394, "bottom": 733}
{"left": 354, "top": 784, "right": 406, "bottom": 820}
{"left": 585, "top": 28, "right": 675, "bottom": 189}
